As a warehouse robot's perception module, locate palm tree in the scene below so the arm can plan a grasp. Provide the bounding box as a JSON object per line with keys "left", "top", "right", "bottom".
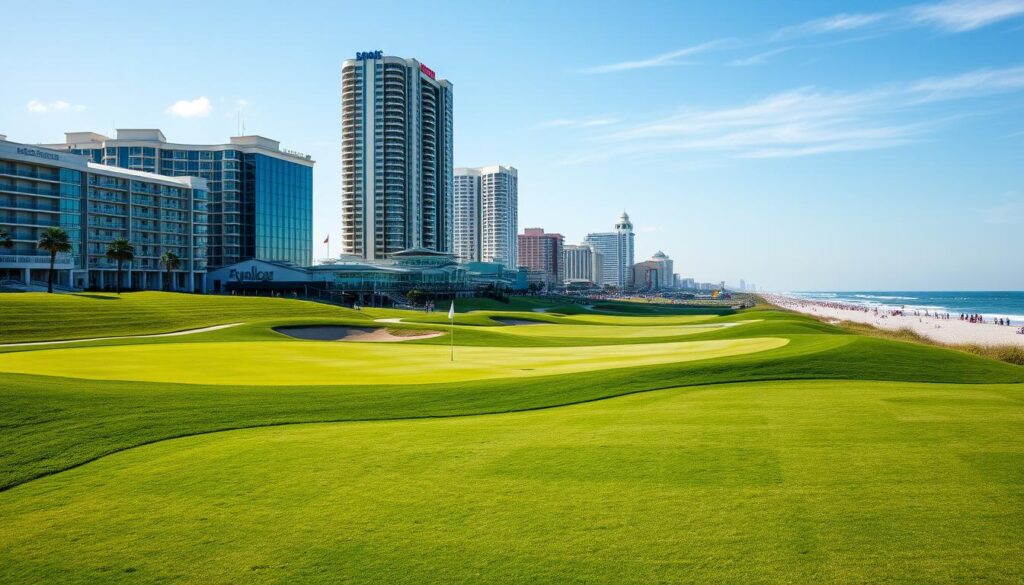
{"left": 36, "top": 227, "right": 71, "bottom": 294}
{"left": 0, "top": 228, "right": 13, "bottom": 251}
{"left": 105, "top": 238, "right": 135, "bottom": 294}
{"left": 159, "top": 251, "right": 181, "bottom": 291}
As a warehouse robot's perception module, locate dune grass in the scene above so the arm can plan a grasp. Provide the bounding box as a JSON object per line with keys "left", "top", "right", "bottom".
{"left": 2, "top": 380, "right": 1022, "bottom": 584}
{"left": 835, "top": 320, "right": 1024, "bottom": 366}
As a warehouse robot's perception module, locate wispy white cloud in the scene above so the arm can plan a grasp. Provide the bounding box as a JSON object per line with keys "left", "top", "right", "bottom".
{"left": 580, "top": 118, "right": 618, "bottom": 127}
{"left": 562, "top": 65, "right": 1024, "bottom": 162}
{"left": 773, "top": 13, "right": 887, "bottom": 40}
{"left": 774, "top": 0, "right": 1024, "bottom": 41}
{"left": 577, "top": 1, "right": 1023, "bottom": 78}
{"left": 907, "top": 65, "right": 1024, "bottom": 102}
{"left": 166, "top": 96, "right": 213, "bottom": 118}
{"left": 535, "top": 118, "right": 618, "bottom": 129}
{"left": 26, "top": 99, "right": 86, "bottom": 113}
{"left": 909, "top": 0, "right": 1024, "bottom": 31}
{"left": 580, "top": 40, "right": 732, "bottom": 74}
{"left": 730, "top": 47, "right": 791, "bottom": 67}
{"left": 535, "top": 119, "right": 577, "bottom": 129}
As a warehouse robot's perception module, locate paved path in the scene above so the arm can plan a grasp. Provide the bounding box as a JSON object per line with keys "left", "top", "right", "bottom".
{"left": 0, "top": 323, "right": 244, "bottom": 348}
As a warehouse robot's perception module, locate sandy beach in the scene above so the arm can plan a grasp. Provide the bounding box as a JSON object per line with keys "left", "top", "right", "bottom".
{"left": 765, "top": 294, "right": 1024, "bottom": 347}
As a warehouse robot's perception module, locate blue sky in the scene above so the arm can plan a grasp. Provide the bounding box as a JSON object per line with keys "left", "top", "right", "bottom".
{"left": 2, "top": 0, "right": 1022, "bottom": 290}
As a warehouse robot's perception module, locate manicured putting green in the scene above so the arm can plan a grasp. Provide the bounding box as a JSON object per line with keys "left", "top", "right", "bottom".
{"left": 0, "top": 337, "right": 788, "bottom": 385}
{"left": 2, "top": 380, "right": 1021, "bottom": 583}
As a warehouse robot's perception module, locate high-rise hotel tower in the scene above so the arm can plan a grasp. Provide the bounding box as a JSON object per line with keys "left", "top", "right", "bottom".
{"left": 341, "top": 52, "right": 454, "bottom": 260}
{"left": 453, "top": 166, "right": 517, "bottom": 268}
{"left": 585, "top": 211, "right": 635, "bottom": 288}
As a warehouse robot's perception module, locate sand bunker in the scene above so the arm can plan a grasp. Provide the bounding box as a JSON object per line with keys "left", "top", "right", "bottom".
{"left": 493, "top": 318, "right": 547, "bottom": 326}
{"left": 274, "top": 326, "right": 442, "bottom": 342}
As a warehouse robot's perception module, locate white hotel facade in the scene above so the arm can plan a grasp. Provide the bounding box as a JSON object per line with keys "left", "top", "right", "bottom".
{"left": 563, "top": 243, "right": 603, "bottom": 285}
{"left": 453, "top": 166, "right": 518, "bottom": 268}
{"left": 341, "top": 52, "right": 454, "bottom": 260}
{"left": 0, "top": 136, "right": 208, "bottom": 291}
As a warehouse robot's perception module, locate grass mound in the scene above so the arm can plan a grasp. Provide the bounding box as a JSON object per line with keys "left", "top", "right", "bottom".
{"left": 0, "top": 292, "right": 359, "bottom": 343}
{"left": 2, "top": 380, "right": 1021, "bottom": 583}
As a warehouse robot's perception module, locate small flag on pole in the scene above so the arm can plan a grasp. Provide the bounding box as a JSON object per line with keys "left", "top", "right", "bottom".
{"left": 449, "top": 301, "right": 455, "bottom": 362}
{"left": 323, "top": 235, "right": 330, "bottom": 244}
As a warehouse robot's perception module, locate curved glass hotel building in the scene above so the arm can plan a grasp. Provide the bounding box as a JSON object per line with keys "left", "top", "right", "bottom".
{"left": 0, "top": 136, "right": 208, "bottom": 291}
{"left": 341, "top": 53, "right": 454, "bottom": 260}
{"left": 45, "top": 129, "right": 314, "bottom": 268}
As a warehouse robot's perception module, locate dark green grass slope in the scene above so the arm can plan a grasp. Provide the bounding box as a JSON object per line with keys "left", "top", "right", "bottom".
{"left": 0, "top": 292, "right": 366, "bottom": 343}
{"left": 3, "top": 380, "right": 1022, "bottom": 584}
{"left": 2, "top": 330, "right": 1021, "bottom": 492}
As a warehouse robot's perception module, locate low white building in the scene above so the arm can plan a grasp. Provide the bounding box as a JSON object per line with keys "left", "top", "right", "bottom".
{"left": 563, "top": 243, "right": 603, "bottom": 285}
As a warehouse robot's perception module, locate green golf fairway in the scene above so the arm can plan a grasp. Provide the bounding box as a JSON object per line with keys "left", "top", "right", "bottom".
{"left": 487, "top": 322, "right": 752, "bottom": 338}
{"left": 0, "top": 337, "right": 788, "bottom": 385}
{"left": 2, "top": 380, "right": 1021, "bottom": 584}
{"left": 2, "top": 292, "right": 1023, "bottom": 584}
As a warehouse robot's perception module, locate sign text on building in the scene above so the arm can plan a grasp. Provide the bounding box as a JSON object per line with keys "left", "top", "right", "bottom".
{"left": 420, "top": 63, "right": 436, "bottom": 80}
{"left": 229, "top": 266, "right": 275, "bottom": 282}
{"left": 16, "top": 147, "right": 59, "bottom": 161}
{"left": 356, "top": 50, "right": 383, "bottom": 60}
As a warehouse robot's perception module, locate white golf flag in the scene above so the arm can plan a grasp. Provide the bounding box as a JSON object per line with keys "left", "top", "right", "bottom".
{"left": 448, "top": 301, "right": 455, "bottom": 320}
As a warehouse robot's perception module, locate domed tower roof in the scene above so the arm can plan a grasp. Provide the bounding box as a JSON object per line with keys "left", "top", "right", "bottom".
{"left": 615, "top": 210, "right": 633, "bottom": 231}
{"left": 652, "top": 250, "right": 668, "bottom": 260}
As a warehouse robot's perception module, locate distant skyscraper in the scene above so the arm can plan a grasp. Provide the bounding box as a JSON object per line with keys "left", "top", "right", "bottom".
{"left": 517, "top": 228, "right": 564, "bottom": 287}
{"left": 453, "top": 166, "right": 517, "bottom": 267}
{"left": 47, "top": 129, "right": 314, "bottom": 268}
{"left": 341, "top": 52, "right": 454, "bottom": 260}
{"left": 739, "top": 278, "right": 747, "bottom": 291}
{"left": 563, "top": 243, "right": 603, "bottom": 285}
{"left": 585, "top": 211, "right": 635, "bottom": 288}
{"left": 452, "top": 170, "right": 480, "bottom": 263}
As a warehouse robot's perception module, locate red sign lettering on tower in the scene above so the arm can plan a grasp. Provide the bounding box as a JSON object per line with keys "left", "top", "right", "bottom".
{"left": 420, "top": 63, "right": 436, "bottom": 80}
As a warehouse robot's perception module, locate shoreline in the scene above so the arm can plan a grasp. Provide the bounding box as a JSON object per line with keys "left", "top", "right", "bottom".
{"left": 764, "top": 294, "right": 1024, "bottom": 348}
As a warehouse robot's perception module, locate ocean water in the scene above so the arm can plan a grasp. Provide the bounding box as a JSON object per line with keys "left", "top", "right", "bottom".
{"left": 785, "top": 291, "right": 1024, "bottom": 325}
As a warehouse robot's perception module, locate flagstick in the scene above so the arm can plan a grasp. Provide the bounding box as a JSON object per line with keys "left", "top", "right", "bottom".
{"left": 450, "top": 300, "right": 455, "bottom": 362}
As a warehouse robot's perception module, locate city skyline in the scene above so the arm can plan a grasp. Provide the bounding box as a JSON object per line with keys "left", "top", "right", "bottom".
{"left": 3, "top": 0, "right": 1023, "bottom": 289}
